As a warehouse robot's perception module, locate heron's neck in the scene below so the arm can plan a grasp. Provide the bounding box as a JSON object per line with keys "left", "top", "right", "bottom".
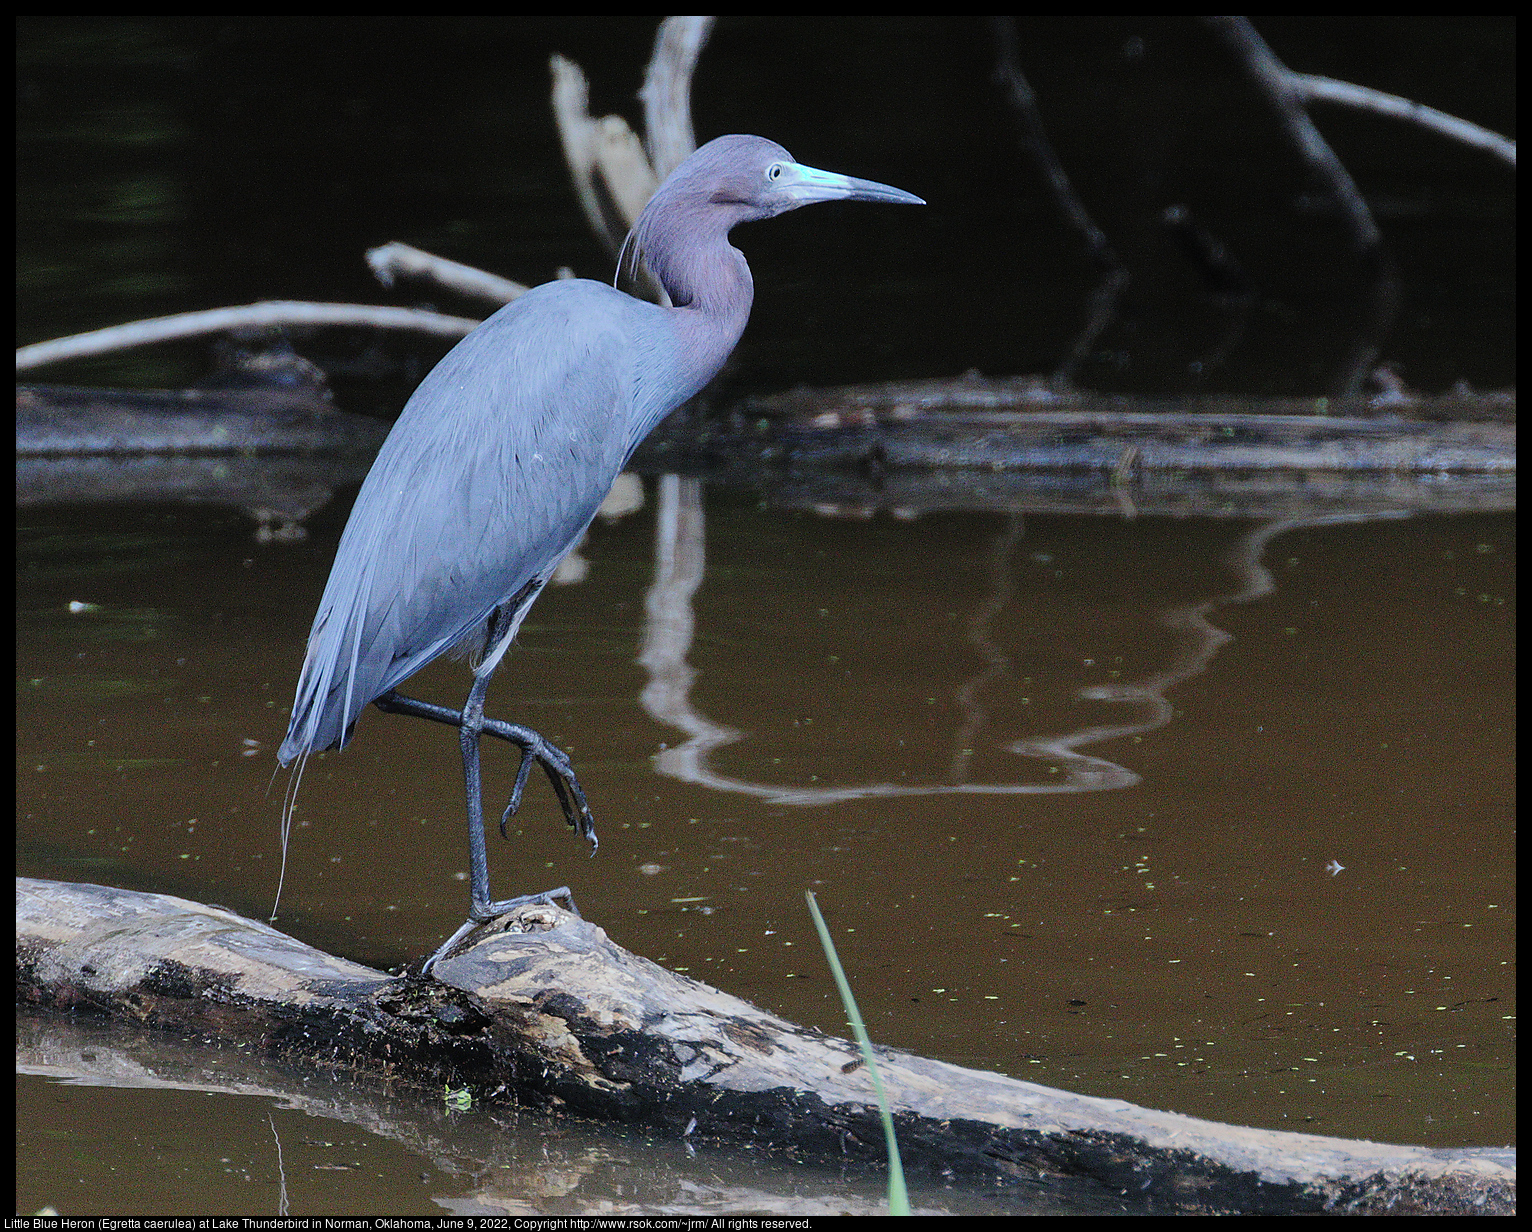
{"left": 662, "top": 238, "right": 754, "bottom": 397}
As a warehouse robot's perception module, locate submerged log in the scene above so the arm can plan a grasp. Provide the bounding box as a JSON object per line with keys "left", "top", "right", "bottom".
{"left": 16, "top": 384, "right": 387, "bottom": 458}
{"left": 15, "top": 877, "right": 1514, "bottom": 1215}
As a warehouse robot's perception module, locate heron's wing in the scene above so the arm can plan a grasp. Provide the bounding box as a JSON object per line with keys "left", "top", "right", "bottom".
{"left": 281, "top": 282, "right": 648, "bottom": 760}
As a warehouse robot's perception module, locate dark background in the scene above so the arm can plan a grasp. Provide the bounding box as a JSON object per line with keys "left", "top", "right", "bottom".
{"left": 17, "top": 16, "right": 1516, "bottom": 402}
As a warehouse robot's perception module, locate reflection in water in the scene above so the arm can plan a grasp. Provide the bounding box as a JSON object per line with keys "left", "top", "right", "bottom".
{"left": 950, "top": 514, "right": 1023, "bottom": 781}
{"left": 634, "top": 480, "right": 1408, "bottom": 805}
{"left": 269, "top": 1112, "right": 289, "bottom": 1216}
{"left": 636, "top": 475, "right": 743, "bottom": 780}
{"left": 1025, "top": 510, "right": 1409, "bottom": 789}
{"left": 959, "top": 511, "right": 1143, "bottom": 794}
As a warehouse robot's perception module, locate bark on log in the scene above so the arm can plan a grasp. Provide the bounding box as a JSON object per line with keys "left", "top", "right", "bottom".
{"left": 15, "top": 878, "right": 1514, "bottom": 1215}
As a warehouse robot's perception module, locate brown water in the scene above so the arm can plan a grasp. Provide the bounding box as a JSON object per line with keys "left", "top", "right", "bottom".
{"left": 16, "top": 482, "right": 1515, "bottom": 1213}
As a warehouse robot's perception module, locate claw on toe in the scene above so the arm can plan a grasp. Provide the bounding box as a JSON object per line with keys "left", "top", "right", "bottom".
{"left": 500, "top": 748, "right": 536, "bottom": 837}
{"left": 476, "top": 729, "right": 598, "bottom": 850}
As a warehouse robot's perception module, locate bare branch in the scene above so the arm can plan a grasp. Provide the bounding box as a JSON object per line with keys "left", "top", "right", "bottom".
{"left": 365, "top": 242, "right": 530, "bottom": 305}
{"left": 19, "top": 16, "right": 719, "bottom": 375}
{"left": 550, "top": 54, "right": 658, "bottom": 254}
{"left": 550, "top": 53, "right": 613, "bottom": 248}
{"left": 15, "top": 302, "right": 480, "bottom": 372}
{"left": 989, "top": 17, "right": 1130, "bottom": 391}
{"left": 989, "top": 18, "right": 1116, "bottom": 267}
{"left": 1296, "top": 74, "right": 1516, "bottom": 168}
{"left": 640, "top": 16, "right": 714, "bottom": 178}
{"left": 596, "top": 116, "right": 660, "bottom": 230}
{"left": 1202, "top": 16, "right": 1383, "bottom": 256}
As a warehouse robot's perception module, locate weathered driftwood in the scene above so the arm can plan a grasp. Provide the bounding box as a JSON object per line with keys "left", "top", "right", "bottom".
{"left": 15, "top": 877, "right": 1513, "bottom": 1216}
{"left": 16, "top": 385, "right": 392, "bottom": 540}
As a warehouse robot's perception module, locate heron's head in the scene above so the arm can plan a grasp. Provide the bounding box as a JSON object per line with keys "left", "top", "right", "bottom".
{"left": 674, "top": 133, "right": 924, "bottom": 225}
{"left": 618, "top": 134, "right": 922, "bottom": 305}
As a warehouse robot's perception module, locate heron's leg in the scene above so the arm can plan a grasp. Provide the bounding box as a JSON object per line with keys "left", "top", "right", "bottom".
{"left": 396, "top": 667, "right": 589, "bottom": 976}
{"left": 372, "top": 650, "right": 598, "bottom": 975}
{"left": 456, "top": 665, "right": 497, "bottom": 913}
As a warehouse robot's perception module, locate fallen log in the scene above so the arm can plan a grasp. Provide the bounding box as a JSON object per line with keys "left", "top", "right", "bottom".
{"left": 16, "top": 384, "right": 388, "bottom": 458}
{"left": 18, "top": 380, "right": 1515, "bottom": 524}
{"left": 15, "top": 877, "right": 1513, "bottom": 1215}
{"left": 640, "top": 390, "right": 1517, "bottom": 479}
{"left": 633, "top": 385, "right": 1517, "bottom": 519}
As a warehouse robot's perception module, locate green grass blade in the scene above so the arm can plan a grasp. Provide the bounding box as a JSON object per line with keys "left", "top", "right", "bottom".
{"left": 805, "top": 890, "right": 909, "bottom": 1215}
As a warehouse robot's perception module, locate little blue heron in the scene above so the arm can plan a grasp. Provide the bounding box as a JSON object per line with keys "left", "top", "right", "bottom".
{"left": 279, "top": 134, "right": 923, "bottom": 971}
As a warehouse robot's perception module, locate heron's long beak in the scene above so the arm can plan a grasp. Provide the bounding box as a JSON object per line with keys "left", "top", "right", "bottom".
{"left": 779, "top": 161, "right": 925, "bottom": 207}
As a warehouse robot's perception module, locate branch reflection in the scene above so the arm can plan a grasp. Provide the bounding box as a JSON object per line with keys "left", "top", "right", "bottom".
{"left": 633, "top": 478, "right": 1403, "bottom": 804}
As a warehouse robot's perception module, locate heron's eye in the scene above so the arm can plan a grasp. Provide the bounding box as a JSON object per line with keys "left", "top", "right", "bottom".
{"left": 766, "top": 162, "right": 785, "bottom": 182}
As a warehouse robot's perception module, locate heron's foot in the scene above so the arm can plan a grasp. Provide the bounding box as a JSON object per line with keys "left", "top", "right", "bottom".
{"left": 418, "top": 886, "right": 581, "bottom": 977}
{"left": 482, "top": 717, "right": 598, "bottom": 852}
{"left": 372, "top": 691, "right": 598, "bottom": 852}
